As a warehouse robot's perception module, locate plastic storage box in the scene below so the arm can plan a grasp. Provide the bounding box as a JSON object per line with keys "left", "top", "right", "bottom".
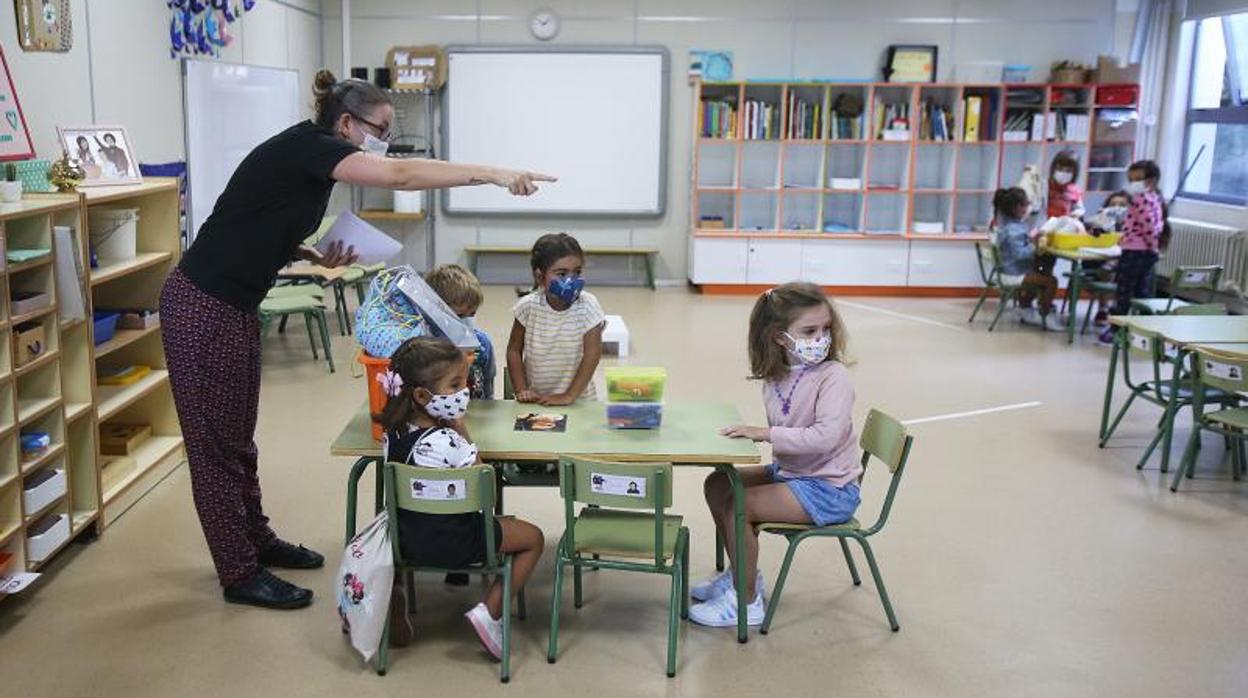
{"left": 1047, "top": 232, "right": 1121, "bottom": 250}
{"left": 26, "top": 512, "right": 69, "bottom": 563}
{"left": 606, "top": 402, "right": 664, "bottom": 430}
{"left": 93, "top": 312, "right": 120, "bottom": 346}
{"left": 605, "top": 367, "right": 667, "bottom": 402}
{"left": 23, "top": 467, "right": 65, "bottom": 513}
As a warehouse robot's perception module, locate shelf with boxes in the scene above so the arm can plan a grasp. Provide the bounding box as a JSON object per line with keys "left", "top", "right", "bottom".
{"left": 690, "top": 80, "right": 1138, "bottom": 291}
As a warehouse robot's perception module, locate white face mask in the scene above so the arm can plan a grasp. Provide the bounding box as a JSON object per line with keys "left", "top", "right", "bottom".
{"left": 424, "top": 388, "right": 470, "bottom": 422}
{"left": 784, "top": 331, "right": 831, "bottom": 365}
{"left": 1053, "top": 171, "right": 1073, "bottom": 185}
{"left": 360, "top": 132, "right": 389, "bottom": 156}
{"left": 1125, "top": 181, "right": 1147, "bottom": 196}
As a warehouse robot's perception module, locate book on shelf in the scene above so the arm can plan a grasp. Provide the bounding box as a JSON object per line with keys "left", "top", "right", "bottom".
{"left": 874, "top": 101, "right": 911, "bottom": 140}
{"left": 1003, "top": 109, "right": 1033, "bottom": 141}
{"left": 783, "top": 91, "right": 822, "bottom": 139}
{"left": 700, "top": 97, "right": 737, "bottom": 138}
{"left": 963, "top": 96, "right": 982, "bottom": 141}
{"left": 743, "top": 99, "right": 781, "bottom": 140}
{"left": 828, "top": 177, "right": 861, "bottom": 190}
{"left": 828, "top": 112, "right": 862, "bottom": 140}
{"left": 1031, "top": 113, "right": 1045, "bottom": 141}
{"left": 919, "top": 100, "right": 953, "bottom": 141}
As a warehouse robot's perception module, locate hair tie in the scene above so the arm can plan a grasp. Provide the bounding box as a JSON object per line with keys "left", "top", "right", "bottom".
{"left": 377, "top": 370, "right": 404, "bottom": 397}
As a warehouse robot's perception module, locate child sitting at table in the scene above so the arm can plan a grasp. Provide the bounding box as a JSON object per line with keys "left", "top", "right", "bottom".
{"left": 506, "top": 233, "right": 605, "bottom": 405}
{"left": 376, "top": 336, "right": 544, "bottom": 658}
{"left": 1047, "top": 150, "right": 1086, "bottom": 219}
{"left": 426, "top": 264, "right": 496, "bottom": 400}
{"left": 691, "top": 282, "right": 860, "bottom": 628}
{"left": 994, "top": 187, "right": 1063, "bottom": 332}
{"left": 1081, "top": 190, "right": 1131, "bottom": 326}
{"left": 1099, "top": 160, "right": 1168, "bottom": 345}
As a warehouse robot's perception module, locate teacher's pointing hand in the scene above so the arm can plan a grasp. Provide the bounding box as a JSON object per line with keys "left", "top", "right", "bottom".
{"left": 489, "top": 168, "right": 558, "bottom": 196}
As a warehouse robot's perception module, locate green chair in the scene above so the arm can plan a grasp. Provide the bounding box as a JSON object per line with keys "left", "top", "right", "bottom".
{"left": 758, "top": 409, "right": 913, "bottom": 635}
{"left": 259, "top": 295, "right": 335, "bottom": 373}
{"left": 1099, "top": 326, "right": 1230, "bottom": 471}
{"left": 548, "top": 456, "right": 689, "bottom": 678}
{"left": 379, "top": 463, "right": 521, "bottom": 682}
{"left": 1171, "top": 302, "right": 1228, "bottom": 316}
{"left": 1130, "top": 265, "right": 1222, "bottom": 315}
{"left": 1060, "top": 267, "right": 1116, "bottom": 335}
{"left": 968, "top": 241, "right": 1044, "bottom": 331}
{"left": 1173, "top": 347, "right": 1248, "bottom": 492}
{"left": 266, "top": 284, "right": 325, "bottom": 300}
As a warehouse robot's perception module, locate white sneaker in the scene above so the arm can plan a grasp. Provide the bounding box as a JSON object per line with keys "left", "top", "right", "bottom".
{"left": 690, "top": 569, "right": 766, "bottom": 603}
{"left": 688, "top": 588, "right": 766, "bottom": 628}
{"left": 465, "top": 602, "right": 503, "bottom": 660}
{"left": 1019, "top": 308, "right": 1042, "bottom": 326}
{"left": 1043, "top": 313, "right": 1067, "bottom": 332}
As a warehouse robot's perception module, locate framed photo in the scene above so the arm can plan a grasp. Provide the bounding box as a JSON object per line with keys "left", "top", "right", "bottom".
{"left": 56, "top": 125, "right": 142, "bottom": 185}
{"left": 884, "top": 45, "right": 938, "bottom": 83}
{"left": 0, "top": 44, "right": 35, "bottom": 161}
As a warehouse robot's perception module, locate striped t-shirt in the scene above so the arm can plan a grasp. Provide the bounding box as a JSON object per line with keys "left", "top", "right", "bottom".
{"left": 512, "top": 290, "right": 605, "bottom": 400}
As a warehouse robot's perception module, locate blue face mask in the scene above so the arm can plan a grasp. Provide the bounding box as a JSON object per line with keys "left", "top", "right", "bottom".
{"left": 547, "top": 276, "right": 585, "bottom": 305}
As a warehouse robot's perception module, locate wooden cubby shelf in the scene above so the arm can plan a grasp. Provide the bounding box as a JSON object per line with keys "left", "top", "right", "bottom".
{"left": 690, "top": 80, "right": 1138, "bottom": 290}
{"left": 0, "top": 180, "right": 183, "bottom": 584}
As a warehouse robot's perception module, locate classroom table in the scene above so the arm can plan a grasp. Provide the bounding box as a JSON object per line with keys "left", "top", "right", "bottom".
{"left": 331, "top": 399, "right": 763, "bottom": 642}
{"left": 1044, "top": 247, "right": 1120, "bottom": 344}
{"left": 1100, "top": 315, "right": 1248, "bottom": 474}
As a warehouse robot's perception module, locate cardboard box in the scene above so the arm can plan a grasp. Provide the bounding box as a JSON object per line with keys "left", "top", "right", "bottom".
{"left": 100, "top": 423, "right": 152, "bottom": 456}
{"left": 116, "top": 310, "right": 159, "bottom": 330}
{"left": 13, "top": 322, "right": 46, "bottom": 368}
{"left": 1096, "top": 55, "right": 1141, "bottom": 84}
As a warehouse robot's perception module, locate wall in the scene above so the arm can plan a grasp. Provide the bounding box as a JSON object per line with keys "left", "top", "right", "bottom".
{"left": 2, "top": 0, "right": 324, "bottom": 165}
{"left": 324, "top": 0, "right": 1128, "bottom": 282}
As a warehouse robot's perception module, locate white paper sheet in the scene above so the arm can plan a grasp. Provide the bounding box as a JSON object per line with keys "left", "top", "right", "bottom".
{"left": 0, "top": 572, "right": 40, "bottom": 595}
{"left": 53, "top": 226, "right": 86, "bottom": 323}
{"left": 315, "top": 211, "right": 403, "bottom": 266}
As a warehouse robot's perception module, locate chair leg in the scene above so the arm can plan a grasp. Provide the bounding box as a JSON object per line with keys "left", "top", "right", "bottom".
{"left": 303, "top": 312, "right": 319, "bottom": 360}
{"left": 375, "top": 594, "right": 392, "bottom": 676}
{"left": 1231, "top": 436, "right": 1243, "bottom": 482}
{"left": 760, "top": 535, "right": 800, "bottom": 635}
{"left": 547, "top": 544, "right": 565, "bottom": 663}
{"left": 680, "top": 533, "right": 690, "bottom": 620}
{"left": 1081, "top": 296, "right": 1096, "bottom": 335}
{"left": 838, "top": 538, "right": 861, "bottom": 586}
{"left": 573, "top": 561, "right": 583, "bottom": 609}
{"left": 666, "top": 562, "right": 681, "bottom": 678}
{"left": 988, "top": 290, "right": 1013, "bottom": 332}
{"left": 854, "top": 536, "right": 899, "bottom": 632}
{"left": 1172, "top": 427, "right": 1202, "bottom": 492}
{"left": 278, "top": 314, "right": 289, "bottom": 334}
{"left": 1101, "top": 393, "right": 1139, "bottom": 448}
{"left": 317, "top": 310, "right": 336, "bottom": 373}
{"left": 968, "top": 287, "right": 991, "bottom": 323}
{"left": 500, "top": 559, "right": 512, "bottom": 683}
{"left": 714, "top": 527, "right": 725, "bottom": 572}
{"left": 517, "top": 588, "right": 527, "bottom": 620}
{"left": 1135, "top": 411, "right": 1171, "bottom": 471}
{"left": 405, "top": 570, "right": 416, "bottom": 613}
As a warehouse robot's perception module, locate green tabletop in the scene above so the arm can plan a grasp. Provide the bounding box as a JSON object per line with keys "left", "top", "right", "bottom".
{"left": 331, "top": 400, "right": 761, "bottom": 465}
{"left": 1107, "top": 315, "right": 1248, "bottom": 346}
{"left": 1188, "top": 342, "right": 1248, "bottom": 355}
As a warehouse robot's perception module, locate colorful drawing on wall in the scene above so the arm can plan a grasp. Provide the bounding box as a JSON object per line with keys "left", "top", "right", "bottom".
{"left": 55, "top": 126, "right": 141, "bottom": 186}
{"left": 167, "top": 0, "right": 256, "bottom": 59}
{"left": 689, "top": 50, "right": 734, "bottom": 83}
{"left": 0, "top": 45, "right": 35, "bottom": 162}
{"left": 14, "top": 0, "right": 73, "bottom": 52}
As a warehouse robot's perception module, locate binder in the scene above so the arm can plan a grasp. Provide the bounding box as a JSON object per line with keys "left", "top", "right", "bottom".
{"left": 964, "top": 96, "right": 982, "bottom": 142}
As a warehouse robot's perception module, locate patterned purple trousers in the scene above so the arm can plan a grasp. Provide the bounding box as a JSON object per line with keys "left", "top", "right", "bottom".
{"left": 160, "top": 268, "right": 274, "bottom": 586}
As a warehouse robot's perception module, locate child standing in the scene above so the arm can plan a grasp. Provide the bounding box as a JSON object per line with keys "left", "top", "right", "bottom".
{"left": 993, "top": 187, "right": 1063, "bottom": 332}
{"left": 690, "top": 282, "right": 860, "bottom": 628}
{"left": 426, "top": 264, "right": 496, "bottom": 400}
{"left": 1046, "top": 150, "right": 1086, "bottom": 219}
{"left": 507, "top": 233, "right": 605, "bottom": 405}
{"left": 376, "top": 337, "right": 544, "bottom": 658}
{"left": 1099, "top": 160, "right": 1166, "bottom": 344}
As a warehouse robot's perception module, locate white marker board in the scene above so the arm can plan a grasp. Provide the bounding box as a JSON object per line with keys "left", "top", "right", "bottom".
{"left": 183, "top": 59, "right": 301, "bottom": 242}
{"left": 442, "top": 47, "right": 668, "bottom": 217}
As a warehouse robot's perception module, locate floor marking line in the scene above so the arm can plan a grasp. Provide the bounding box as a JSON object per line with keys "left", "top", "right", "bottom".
{"left": 837, "top": 300, "right": 966, "bottom": 331}
{"left": 902, "top": 401, "right": 1043, "bottom": 425}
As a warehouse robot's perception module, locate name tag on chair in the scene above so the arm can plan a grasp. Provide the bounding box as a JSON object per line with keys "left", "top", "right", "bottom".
{"left": 590, "top": 472, "right": 646, "bottom": 498}
{"left": 1182, "top": 271, "right": 1213, "bottom": 285}
{"left": 411, "top": 477, "right": 466, "bottom": 500}
{"left": 1204, "top": 360, "right": 1243, "bottom": 382}
{"left": 1129, "top": 333, "right": 1150, "bottom": 352}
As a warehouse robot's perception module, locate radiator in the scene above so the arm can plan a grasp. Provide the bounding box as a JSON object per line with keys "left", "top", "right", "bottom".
{"left": 1157, "top": 218, "right": 1248, "bottom": 296}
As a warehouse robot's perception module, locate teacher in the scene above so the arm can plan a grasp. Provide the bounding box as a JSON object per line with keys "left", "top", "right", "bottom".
{"left": 161, "top": 70, "right": 554, "bottom": 610}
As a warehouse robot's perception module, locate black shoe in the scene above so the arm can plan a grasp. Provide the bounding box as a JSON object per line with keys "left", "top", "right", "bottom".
{"left": 258, "top": 539, "right": 324, "bottom": 570}
{"left": 223, "top": 569, "right": 313, "bottom": 610}
{"left": 444, "top": 573, "right": 470, "bottom": 586}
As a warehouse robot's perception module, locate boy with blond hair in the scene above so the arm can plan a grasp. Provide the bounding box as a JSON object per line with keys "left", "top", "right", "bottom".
{"left": 425, "top": 264, "right": 496, "bottom": 400}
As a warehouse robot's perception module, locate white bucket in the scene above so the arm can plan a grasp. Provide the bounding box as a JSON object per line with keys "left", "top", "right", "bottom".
{"left": 89, "top": 208, "right": 139, "bottom": 261}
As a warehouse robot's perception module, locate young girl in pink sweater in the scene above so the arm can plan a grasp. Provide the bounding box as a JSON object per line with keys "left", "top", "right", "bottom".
{"left": 690, "top": 282, "right": 860, "bottom": 628}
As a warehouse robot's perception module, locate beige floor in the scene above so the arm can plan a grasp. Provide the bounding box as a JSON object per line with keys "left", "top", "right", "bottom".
{"left": 2, "top": 287, "right": 1246, "bottom": 697}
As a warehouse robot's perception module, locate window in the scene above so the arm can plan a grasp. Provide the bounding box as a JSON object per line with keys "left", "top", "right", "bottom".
{"left": 1181, "top": 13, "right": 1248, "bottom": 205}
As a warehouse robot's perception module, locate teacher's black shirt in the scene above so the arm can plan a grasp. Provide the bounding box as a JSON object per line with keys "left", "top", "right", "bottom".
{"left": 180, "top": 121, "right": 360, "bottom": 312}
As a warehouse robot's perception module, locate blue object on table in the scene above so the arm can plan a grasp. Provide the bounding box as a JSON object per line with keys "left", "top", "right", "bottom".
{"left": 93, "top": 312, "right": 121, "bottom": 345}
{"left": 606, "top": 403, "right": 664, "bottom": 429}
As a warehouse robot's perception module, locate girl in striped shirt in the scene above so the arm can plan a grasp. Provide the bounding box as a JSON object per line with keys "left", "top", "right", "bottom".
{"left": 506, "top": 233, "right": 605, "bottom": 406}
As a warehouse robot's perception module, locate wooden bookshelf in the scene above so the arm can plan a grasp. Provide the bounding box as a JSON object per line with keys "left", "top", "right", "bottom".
{"left": 690, "top": 80, "right": 1139, "bottom": 291}
{"left": 0, "top": 180, "right": 185, "bottom": 587}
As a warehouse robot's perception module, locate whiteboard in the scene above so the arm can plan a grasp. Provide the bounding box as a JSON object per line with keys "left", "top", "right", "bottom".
{"left": 183, "top": 59, "right": 301, "bottom": 241}
{"left": 443, "top": 47, "right": 668, "bottom": 217}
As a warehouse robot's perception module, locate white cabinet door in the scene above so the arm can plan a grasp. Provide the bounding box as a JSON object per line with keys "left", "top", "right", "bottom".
{"left": 907, "top": 241, "right": 987, "bottom": 287}
{"left": 690, "top": 238, "right": 749, "bottom": 284}
{"left": 746, "top": 238, "right": 804, "bottom": 284}
{"left": 800, "top": 239, "right": 910, "bottom": 286}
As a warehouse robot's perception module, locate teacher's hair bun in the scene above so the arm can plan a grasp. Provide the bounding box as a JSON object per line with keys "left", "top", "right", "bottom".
{"left": 313, "top": 69, "right": 338, "bottom": 100}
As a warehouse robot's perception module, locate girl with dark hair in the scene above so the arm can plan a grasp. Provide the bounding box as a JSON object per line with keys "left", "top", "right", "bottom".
{"left": 1099, "top": 160, "right": 1167, "bottom": 344}
{"left": 993, "top": 187, "right": 1062, "bottom": 331}
{"left": 160, "top": 69, "right": 555, "bottom": 610}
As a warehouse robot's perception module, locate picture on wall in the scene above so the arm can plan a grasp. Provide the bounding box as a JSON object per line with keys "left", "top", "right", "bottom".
{"left": 56, "top": 125, "right": 141, "bottom": 185}
{"left": 0, "top": 44, "right": 35, "bottom": 161}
